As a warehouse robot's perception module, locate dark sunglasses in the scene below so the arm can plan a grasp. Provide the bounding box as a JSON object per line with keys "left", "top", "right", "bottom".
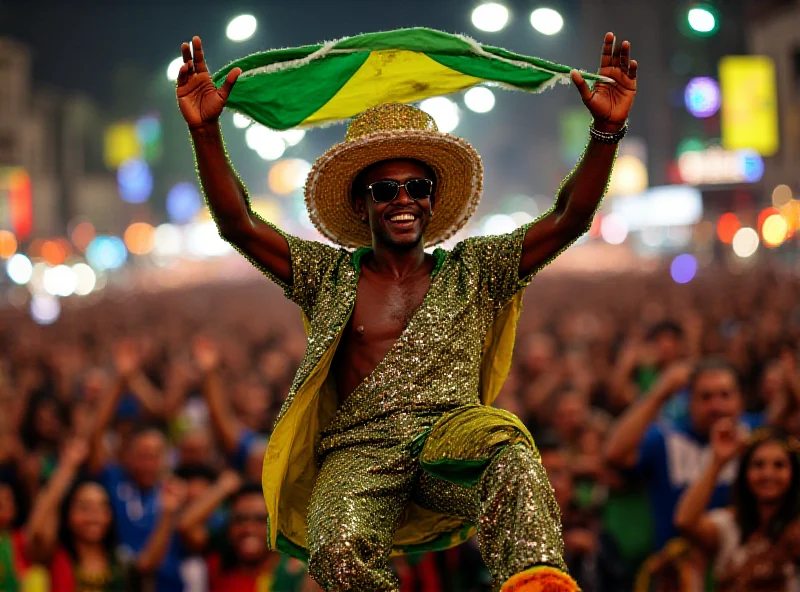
{"left": 367, "top": 178, "right": 433, "bottom": 203}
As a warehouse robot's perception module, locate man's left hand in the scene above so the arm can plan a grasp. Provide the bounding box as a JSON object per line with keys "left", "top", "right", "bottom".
{"left": 571, "top": 32, "right": 638, "bottom": 133}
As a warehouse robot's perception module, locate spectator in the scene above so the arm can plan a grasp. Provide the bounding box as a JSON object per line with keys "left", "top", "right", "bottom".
{"left": 675, "top": 423, "right": 800, "bottom": 591}
{"left": 605, "top": 358, "right": 762, "bottom": 549}
{"left": 192, "top": 337, "right": 267, "bottom": 482}
{"left": 88, "top": 367, "right": 188, "bottom": 592}
{"left": 178, "top": 480, "right": 317, "bottom": 591}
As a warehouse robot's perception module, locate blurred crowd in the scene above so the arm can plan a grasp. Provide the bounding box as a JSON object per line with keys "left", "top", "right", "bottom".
{"left": 1, "top": 262, "right": 800, "bottom": 591}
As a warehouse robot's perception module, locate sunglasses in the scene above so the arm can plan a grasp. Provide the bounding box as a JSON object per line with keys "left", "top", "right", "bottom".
{"left": 367, "top": 178, "right": 433, "bottom": 204}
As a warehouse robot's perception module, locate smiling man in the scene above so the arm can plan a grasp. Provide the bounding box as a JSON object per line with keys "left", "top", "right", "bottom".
{"left": 177, "top": 32, "right": 637, "bottom": 592}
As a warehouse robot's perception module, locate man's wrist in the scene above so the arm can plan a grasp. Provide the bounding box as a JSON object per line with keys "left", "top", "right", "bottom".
{"left": 592, "top": 119, "right": 627, "bottom": 134}
{"left": 189, "top": 121, "right": 221, "bottom": 138}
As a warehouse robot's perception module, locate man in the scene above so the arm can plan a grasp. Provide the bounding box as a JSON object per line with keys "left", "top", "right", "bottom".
{"left": 88, "top": 362, "right": 186, "bottom": 591}
{"left": 177, "top": 31, "right": 637, "bottom": 592}
{"left": 604, "top": 359, "right": 763, "bottom": 549}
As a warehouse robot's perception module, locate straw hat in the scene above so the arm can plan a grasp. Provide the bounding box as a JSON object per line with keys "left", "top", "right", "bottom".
{"left": 304, "top": 103, "right": 483, "bottom": 248}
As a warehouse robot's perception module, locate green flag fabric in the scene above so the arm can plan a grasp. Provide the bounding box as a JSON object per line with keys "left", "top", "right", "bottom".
{"left": 211, "top": 27, "right": 609, "bottom": 130}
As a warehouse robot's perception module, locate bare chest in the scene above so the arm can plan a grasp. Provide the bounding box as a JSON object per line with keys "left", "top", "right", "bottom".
{"left": 333, "top": 272, "right": 432, "bottom": 400}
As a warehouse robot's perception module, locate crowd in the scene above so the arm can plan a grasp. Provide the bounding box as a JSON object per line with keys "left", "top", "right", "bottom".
{"left": 1, "top": 260, "right": 800, "bottom": 591}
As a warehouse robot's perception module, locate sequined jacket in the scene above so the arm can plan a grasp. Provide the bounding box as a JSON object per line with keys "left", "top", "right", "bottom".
{"left": 231, "top": 221, "right": 543, "bottom": 557}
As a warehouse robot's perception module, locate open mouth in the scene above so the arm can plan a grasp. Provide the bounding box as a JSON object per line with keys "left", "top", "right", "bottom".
{"left": 387, "top": 212, "right": 418, "bottom": 228}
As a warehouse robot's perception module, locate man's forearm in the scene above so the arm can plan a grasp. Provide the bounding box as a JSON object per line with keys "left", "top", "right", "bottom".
{"left": 190, "top": 123, "right": 254, "bottom": 234}
{"left": 604, "top": 383, "right": 669, "bottom": 466}
{"left": 553, "top": 135, "right": 620, "bottom": 225}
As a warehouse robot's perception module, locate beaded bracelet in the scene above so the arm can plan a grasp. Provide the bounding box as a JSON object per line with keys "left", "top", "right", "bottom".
{"left": 589, "top": 121, "right": 629, "bottom": 144}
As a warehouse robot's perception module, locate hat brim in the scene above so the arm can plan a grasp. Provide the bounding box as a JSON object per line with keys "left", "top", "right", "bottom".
{"left": 304, "top": 130, "right": 483, "bottom": 248}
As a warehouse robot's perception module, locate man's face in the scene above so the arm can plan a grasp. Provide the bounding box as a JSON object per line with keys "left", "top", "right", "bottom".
{"left": 229, "top": 493, "right": 269, "bottom": 565}
{"left": 125, "top": 431, "right": 166, "bottom": 490}
{"left": 689, "top": 370, "right": 742, "bottom": 436}
{"left": 353, "top": 159, "right": 434, "bottom": 250}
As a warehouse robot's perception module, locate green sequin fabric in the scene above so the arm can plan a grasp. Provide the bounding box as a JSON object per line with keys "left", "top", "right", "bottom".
{"left": 245, "top": 221, "right": 572, "bottom": 591}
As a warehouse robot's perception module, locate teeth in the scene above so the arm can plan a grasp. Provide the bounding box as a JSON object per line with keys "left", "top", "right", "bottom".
{"left": 390, "top": 214, "right": 415, "bottom": 222}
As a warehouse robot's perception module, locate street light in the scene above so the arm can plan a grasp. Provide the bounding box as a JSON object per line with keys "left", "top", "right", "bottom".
{"left": 530, "top": 7, "right": 564, "bottom": 35}
{"left": 471, "top": 3, "right": 510, "bottom": 33}
{"left": 687, "top": 5, "right": 718, "bottom": 35}
{"left": 227, "top": 14, "right": 257, "bottom": 42}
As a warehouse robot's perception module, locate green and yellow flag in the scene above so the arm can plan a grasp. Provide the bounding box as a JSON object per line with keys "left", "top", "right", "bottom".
{"left": 212, "top": 27, "right": 608, "bottom": 130}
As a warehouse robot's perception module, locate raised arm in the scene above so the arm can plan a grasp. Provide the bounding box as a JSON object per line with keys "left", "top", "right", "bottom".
{"left": 177, "top": 36, "right": 291, "bottom": 285}
{"left": 519, "top": 33, "right": 637, "bottom": 277}
{"left": 113, "top": 340, "right": 163, "bottom": 419}
{"left": 605, "top": 362, "right": 691, "bottom": 468}
{"left": 177, "top": 469, "right": 242, "bottom": 552}
{"left": 135, "top": 477, "right": 187, "bottom": 574}
{"left": 192, "top": 337, "right": 241, "bottom": 455}
{"left": 88, "top": 373, "right": 126, "bottom": 475}
{"left": 674, "top": 419, "right": 743, "bottom": 551}
{"left": 24, "top": 439, "right": 88, "bottom": 562}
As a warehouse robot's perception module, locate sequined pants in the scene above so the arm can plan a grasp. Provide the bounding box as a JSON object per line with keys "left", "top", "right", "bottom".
{"left": 306, "top": 431, "right": 565, "bottom": 592}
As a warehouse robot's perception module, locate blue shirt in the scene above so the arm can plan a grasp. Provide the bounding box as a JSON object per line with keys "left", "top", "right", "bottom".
{"left": 635, "top": 413, "right": 762, "bottom": 548}
{"left": 99, "top": 464, "right": 185, "bottom": 592}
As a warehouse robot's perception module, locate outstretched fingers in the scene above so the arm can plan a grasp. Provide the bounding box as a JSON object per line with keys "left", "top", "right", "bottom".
{"left": 619, "top": 41, "right": 630, "bottom": 73}
{"left": 217, "top": 67, "right": 242, "bottom": 102}
{"left": 181, "top": 42, "right": 192, "bottom": 64}
{"left": 192, "top": 36, "right": 208, "bottom": 73}
{"left": 176, "top": 60, "right": 193, "bottom": 87}
{"left": 600, "top": 32, "right": 614, "bottom": 69}
{"left": 611, "top": 37, "right": 622, "bottom": 69}
{"left": 570, "top": 69, "right": 593, "bottom": 104}
{"left": 628, "top": 59, "right": 638, "bottom": 81}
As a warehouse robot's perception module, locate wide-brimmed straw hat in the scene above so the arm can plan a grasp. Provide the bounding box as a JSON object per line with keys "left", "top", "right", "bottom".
{"left": 304, "top": 103, "right": 483, "bottom": 248}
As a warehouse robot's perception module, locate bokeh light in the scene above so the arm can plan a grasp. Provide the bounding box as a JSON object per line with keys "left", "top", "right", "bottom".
{"left": 117, "top": 159, "right": 153, "bottom": 203}
{"left": 86, "top": 236, "right": 128, "bottom": 270}
{"left": 167, "top": 182, "right": 203, "bottom": 224}
{"left": 185, "top": 222, "right": 233, "bottom": 257}
{"left": 481, "top": 214, "right": 516, "bottom": 236}
{"left": 71, "top": 221, "right": 96, "bottom": 253}
{"left": 6, "top": 253, "right": 33, "bottom": 285}
{"left": 245, "top": 125, "right": 286, "bottom": 161}
{"left": 0, "top": 230, "right": 17, "bottom": 258}
{"left": 471, "top": 3, "right": 510, "bottom": 32}
{"left": 124, "top": 222, "right": 156, "bottom": 255}
{"left": 41, "top": 240, "right": 66, "bottom": 266}
{"left": 419, "top": 97, "right": 459, "bottom": 133}
{"left": 30, "top": 294, "right": 61, "bottom": 325}
{"left": 464, "top": 87, "right": 496, "bottom": 113}
{"left": 739, "top": 150, "right": 764, "bottom": 183}
{"left": 687, "top": 6, "right": 717, "bottom": 34}
{"left": 758, "top": 207, "right": 780, "bottom": 232}
{"left": 233, "top": 113, "right": 252, "bottom": 129}
{"left": 280, "top": 129, "right": 306, "bottom": 147}
{"left": 43, "top": 265, "right": 78, "bottom": 297}
{"left": 600, "top": 214, "right": 629, "bottom": 245}
{"left": 72, "top": 263, "right": 97, "bottom": 296}
{"left": 780, "top": 200, "right": 800, "bottom": 235}
{"left": 670, "top": 254, "right": 698, "bottom": 284}
{"left": 675, "top": 137, "right": 705, "bottom": 157}
{"left": 104, "top": 123, "right": 140, "bottom": 169}
{"left": 684, "top": 77, "right": 720, "bottom": 118}
{"left": 772, "top": 184, "right": 793, "bottom": 207}
{"left": 530, "top": 8, "right": 564, "bottom": 35}
{"left": 608, "top": 155, "right": 648, "bottom": 196}
{"left": 226, "top": 14, "right": 257, "bottom": 42}
{"left": 716, "top": 213, "right": 741, "bottom": 244}
{"left": 153, "top": 224, "right": 183, "bottom": 258}
{"left": 167, "top": 57, "right": 183, "bottom": 81}
{"left": 762, "top": 214, "right": 789, "bottom": 247}
{"left": 268, "top": 159, "right": 312, "bottom": 195}
{"left": 732, "top": 227, "right": 759, "bottom": 258}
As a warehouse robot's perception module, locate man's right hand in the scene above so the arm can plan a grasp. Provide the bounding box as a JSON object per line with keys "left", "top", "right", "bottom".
{"left": 176, "top": 36, "right": 242, "bottom": 130}
{"left": 657, "top": 361, "right": 694, "bottom": 399}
